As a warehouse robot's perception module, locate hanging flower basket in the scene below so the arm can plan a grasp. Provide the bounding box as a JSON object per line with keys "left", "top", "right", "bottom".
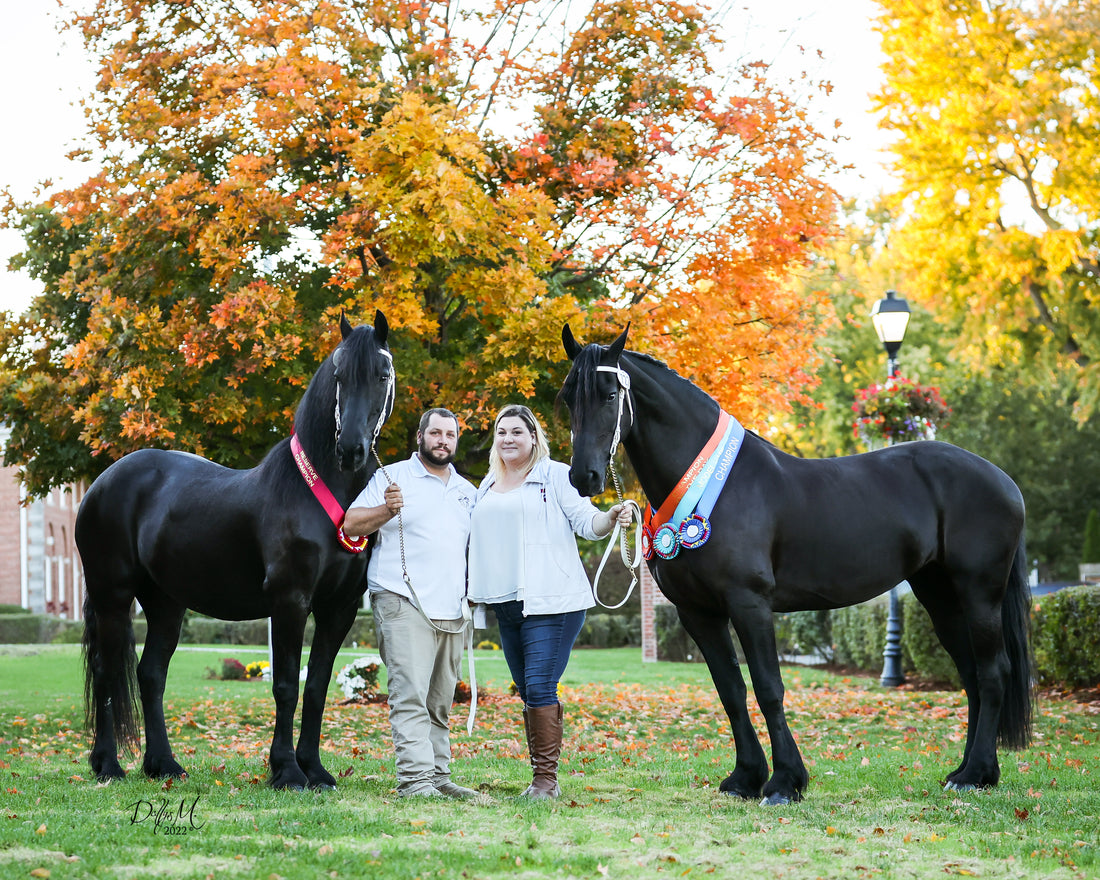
{"left": 853, "top": 376, "right": 950, "bottom": 446}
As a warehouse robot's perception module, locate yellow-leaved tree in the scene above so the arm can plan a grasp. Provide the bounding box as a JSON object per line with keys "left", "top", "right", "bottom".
{"left": 873, "top": 0, "right": 1100, "bottom": 420}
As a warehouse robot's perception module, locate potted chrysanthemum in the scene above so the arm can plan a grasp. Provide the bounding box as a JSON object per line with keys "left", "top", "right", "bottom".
{"left": 335, "top": 654, "right": 384, "bottom": 702}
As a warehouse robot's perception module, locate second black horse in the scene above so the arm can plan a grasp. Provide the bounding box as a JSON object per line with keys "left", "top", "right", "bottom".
{"left": 559, "top": 325, "right": 1032, "bottom": 804}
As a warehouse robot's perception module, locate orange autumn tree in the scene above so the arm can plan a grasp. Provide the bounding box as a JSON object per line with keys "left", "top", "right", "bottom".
{"left": 1, "top": 0, "right": 838, "bottom": 493}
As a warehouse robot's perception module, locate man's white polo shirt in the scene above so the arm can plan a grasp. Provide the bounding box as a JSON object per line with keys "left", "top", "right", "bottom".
{"left": 351, "top": 453, "right": 474, "bottom": 620}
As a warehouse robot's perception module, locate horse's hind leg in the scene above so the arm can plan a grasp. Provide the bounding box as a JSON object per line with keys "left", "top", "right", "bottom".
{"left": 909, "top": 568, "right": 982, "bottom": 784}
{"left": 676, "top": 604, "right": 770, "bottom": 800}
{"left": 948, "top": 577, "right": 1012, "bottom": 790}
{"left": 83, "top": 592, "right": 140, "bottom": 782}
{"left": 136, "top": 591, "right": 188, "bottom": 779}
{"left": 913, "top": 567, "right": 1008, "bottom": 790}
{"left": 295, "top": 595, "right": 360, "bottom": 789}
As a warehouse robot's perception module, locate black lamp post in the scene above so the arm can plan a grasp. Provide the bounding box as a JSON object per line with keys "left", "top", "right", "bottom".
{"left": 870, "top": 289, "right": 911, "bottom": 688}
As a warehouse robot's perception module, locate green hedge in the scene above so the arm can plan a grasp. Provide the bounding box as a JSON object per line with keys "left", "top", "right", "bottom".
{"left": 652, "top": 604, "right": 746, "bottom": 664}
{"left": 654, "top": 605, "right": 705, "bottom": 662}
{"left": 775, "top": 610, "right": 833, "bottom": 662}
{"left": 0, "top": 610, "right": 377, "bottom": 649}
{"left": 807, "top": 584, "right": 1100, "bottom": 690}
{"left": 0, "top": 613, "right": 82, "bottom": 644}
{"left": 901, "top": 596, "right": 960, "bottom": 687}
{"left": 668, "top": 593, "right": 958, "bottom": 686}
{"left": 137, "top": 610, "right": 378, "bottom": 649}
{"left": 578, "top": 613, "right": 641, "bottom": 649}
{"left": 1032, "top": 584, "right": 1100, "bottom": 688}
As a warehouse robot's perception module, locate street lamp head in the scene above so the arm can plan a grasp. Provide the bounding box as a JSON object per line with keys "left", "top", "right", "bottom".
{"left": 870, "top": 289, "right": 911, "bottom": 362}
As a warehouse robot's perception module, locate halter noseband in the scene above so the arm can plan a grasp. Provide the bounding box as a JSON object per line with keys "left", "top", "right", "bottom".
{"left": 596, "top": 364, "right": 633, "bottom": 457}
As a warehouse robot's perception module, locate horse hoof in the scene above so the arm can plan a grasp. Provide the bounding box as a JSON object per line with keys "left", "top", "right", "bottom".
{"left": 943, "top": 781, "right": 977, "bottom": 793}
{"left": 760, "top": 792, "right": 792, "bottom": 807}
{"left": 309, "top": 782, "right": 337, "bottom": 792}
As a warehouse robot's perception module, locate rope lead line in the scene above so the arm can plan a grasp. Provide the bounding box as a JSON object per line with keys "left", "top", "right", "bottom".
{"left": 591, "top": 364, "right": 644, "bottom": 609}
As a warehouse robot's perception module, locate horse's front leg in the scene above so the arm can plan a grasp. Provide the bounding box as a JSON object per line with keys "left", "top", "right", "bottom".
{"left": 731, "top": 602, "right": 809, "bottom": 805}
{"left": 268, "top": 597, "right": 310, "bottom": 790}
{"left": 296, "top": 595, "right": 360, "bottom": 789}
{"left": 676, "top": 604, "right": 769, "bottom": 799}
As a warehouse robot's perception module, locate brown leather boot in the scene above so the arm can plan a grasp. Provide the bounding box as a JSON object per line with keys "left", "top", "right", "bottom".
{"left": 521, "top": 703, "right": 563, "bottom": 798}
{"left": 522, "top": 705, "right": 533, "bottom": 768}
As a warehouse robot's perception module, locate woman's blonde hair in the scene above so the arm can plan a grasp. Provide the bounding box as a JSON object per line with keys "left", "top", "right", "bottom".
{"left": 488, "top": 404, "right": 550, "bottom": 483}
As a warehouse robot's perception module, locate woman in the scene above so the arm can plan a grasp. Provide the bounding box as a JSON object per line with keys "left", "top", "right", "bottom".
{"left": 468, "top": 404, "right": 631, "bottom": 798}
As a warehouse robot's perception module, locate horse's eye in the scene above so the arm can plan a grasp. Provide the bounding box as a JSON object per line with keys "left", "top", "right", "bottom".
{"left": 606, "top": 391, "right": 617, "bottom": 404}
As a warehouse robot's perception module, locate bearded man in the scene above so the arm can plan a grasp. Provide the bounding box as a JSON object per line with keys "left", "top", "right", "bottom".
{"left": 344, "top": 408, "right": 478, "bottom": 798}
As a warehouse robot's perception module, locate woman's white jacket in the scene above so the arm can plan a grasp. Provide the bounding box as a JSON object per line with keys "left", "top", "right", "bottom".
{"left": 468, "top": 459, "right": 600, "bottom": 615}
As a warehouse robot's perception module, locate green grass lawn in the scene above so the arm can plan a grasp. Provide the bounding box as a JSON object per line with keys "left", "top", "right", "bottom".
{"left": 1, "top": 643, "right": 1098, "bottom": 879}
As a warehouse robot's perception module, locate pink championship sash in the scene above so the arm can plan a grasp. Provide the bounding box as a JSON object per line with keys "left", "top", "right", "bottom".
{"left": 291, "top": 434, "right": 368, "bottom": 553}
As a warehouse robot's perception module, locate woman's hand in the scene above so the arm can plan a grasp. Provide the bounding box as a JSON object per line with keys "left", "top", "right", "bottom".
{"left": 595, "top": 502, "right": 634, "bottom": 537}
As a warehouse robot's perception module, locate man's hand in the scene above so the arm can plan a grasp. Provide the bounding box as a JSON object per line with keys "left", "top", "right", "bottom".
{"left": 384, "top": 483, "right": 403, "bottom": 516}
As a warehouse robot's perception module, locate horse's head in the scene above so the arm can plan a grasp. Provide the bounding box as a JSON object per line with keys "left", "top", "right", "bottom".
{"left": 559, "top": 323, "right": 631, "bottom": 496}
{"left": 331, "top": 310, "right": 394, "bottom": 473}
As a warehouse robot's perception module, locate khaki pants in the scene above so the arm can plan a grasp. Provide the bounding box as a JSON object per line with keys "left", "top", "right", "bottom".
{"left": 370, "top": 590, "right": 464, "bottom": 794}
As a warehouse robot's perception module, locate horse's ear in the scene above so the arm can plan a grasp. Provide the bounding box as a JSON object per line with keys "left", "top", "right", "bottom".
{"left": 562, "top": 324, "right": 583, "bottom": 361}
{"left": 373, "top": 310, "right": 389, "bottom": 346}
{"left": 604, "top": 323, "right": 630, "bottom": 363}
{"left": 340, "top": 311, "right": 354, "bottom": 340}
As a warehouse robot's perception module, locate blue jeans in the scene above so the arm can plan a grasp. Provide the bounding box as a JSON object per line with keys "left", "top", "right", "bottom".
{"left": 491, "top": 602, "right": 585, "bottom": 708}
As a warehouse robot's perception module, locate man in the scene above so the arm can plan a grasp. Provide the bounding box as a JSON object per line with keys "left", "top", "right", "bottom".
{"left": 343, "top": 408, "right": 477, "bottom": 799}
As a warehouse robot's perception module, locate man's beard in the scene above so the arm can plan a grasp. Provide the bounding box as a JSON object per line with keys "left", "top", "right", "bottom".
{"left": 419, "top": 440, "right": 454, "bottom": 467}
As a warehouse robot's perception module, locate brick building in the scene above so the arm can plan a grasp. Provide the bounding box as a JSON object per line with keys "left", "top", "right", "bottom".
{"left": 0, "top": 426, "right": 84, "bottom": 619}
{"left": 640, "top": 562, "right": 671, "bottom": 662}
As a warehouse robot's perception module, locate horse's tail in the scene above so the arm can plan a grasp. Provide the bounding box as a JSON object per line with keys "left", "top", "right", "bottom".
{"left": 82, "top": 590, "right": 141, "bottom": 752}
{"left": 998, "top": 535, "right": 1034, "bottom": 749}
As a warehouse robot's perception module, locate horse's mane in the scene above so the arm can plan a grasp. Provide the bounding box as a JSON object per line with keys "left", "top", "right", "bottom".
{"left": 558, "top": 342, "right": 718, "bottom": 418}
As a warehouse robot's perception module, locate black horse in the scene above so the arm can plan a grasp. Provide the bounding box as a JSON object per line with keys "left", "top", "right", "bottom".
{"left": 77, "top": 312, "right": 393, "bottom": 790}
{"left": 560, "top": 325, "right": 1032, "bottom": 805}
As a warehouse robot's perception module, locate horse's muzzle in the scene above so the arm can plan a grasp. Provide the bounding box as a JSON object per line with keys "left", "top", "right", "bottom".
{"left": 337, "top": 441, "right": 367, "bottom": 473}
{"left": 569, "top": 467, "right": 606, "bottom": 498}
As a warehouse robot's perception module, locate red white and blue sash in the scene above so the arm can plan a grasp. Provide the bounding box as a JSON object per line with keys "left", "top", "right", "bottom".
{"left": 642, "top": 411, "right": 744, "bottom": 560}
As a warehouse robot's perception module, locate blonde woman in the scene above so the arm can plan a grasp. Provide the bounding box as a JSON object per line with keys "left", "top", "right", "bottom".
{"left": 468, "top": 404, "right": 630, "bottom": 798}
